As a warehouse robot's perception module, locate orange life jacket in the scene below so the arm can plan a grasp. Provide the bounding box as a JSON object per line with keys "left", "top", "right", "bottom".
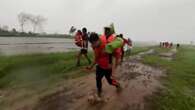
{"left": 94, "top": 34, "right": 122, "bottom": 69}
{"left": 74, "top": 33, "right": 82, "bottom": 47}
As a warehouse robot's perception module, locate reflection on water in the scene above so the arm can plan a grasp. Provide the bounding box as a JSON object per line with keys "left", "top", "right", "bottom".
{"left": 0, "top": 37, "right": 79, "bottom": 55}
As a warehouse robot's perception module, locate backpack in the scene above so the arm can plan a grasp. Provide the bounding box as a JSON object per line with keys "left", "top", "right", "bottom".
{"left": 74, "top": 33, "right": 82, "bottom": 47}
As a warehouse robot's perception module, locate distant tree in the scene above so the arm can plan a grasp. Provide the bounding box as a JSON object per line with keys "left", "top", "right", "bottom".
{"left": 18, "top": 12, "right": 31, "bottom": 32}
{"left": 12, "top": 28, "right": 17, "bottom": 33}
{"left": 28, "top": 31, "right": 33, "bottom": 35}
{"left": 30, "top": 15, "right": 47, "bottom": 33}
{"left": 18, "top": 12, "right": 47, "bottom": 33}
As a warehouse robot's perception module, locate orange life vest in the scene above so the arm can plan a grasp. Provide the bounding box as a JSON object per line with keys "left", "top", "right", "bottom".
{"left": 94, "top": 34, "right": 122, "bottom": 69}
{"left": 74, "top": 32, "right": 82, "bottom": 47}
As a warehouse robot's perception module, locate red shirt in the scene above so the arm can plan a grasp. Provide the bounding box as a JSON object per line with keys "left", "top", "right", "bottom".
{"left": 94, "top": 35, "right": 110, "bottom": 69}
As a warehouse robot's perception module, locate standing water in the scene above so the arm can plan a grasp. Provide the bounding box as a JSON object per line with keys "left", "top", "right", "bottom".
{"left": 0, "top": 37, "right": 79, "bottom": 55}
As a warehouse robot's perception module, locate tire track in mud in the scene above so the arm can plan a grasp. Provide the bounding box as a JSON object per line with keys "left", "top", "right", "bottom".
{"left": 32, "top": 49, "right": 169, "bottom": 110}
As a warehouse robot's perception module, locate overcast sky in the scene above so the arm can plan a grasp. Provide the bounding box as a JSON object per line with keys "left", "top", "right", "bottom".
{"left": 0, "top": 0, "right": 194, "bottom": 43}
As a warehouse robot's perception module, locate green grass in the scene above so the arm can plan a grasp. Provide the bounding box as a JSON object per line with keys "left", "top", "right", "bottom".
{"left": 155, "top": 46, "right": 172, "bottom": 53}
{"left": 0, "top": 51, "right": 94, "bottom": 110}
{"left": 0, "top": 52, "right": 93, "bottom": 89}
{"left": 125, "top": 46, "right": 152, "bottom": 56}
{"left": 143, "top": 46, "right": 195, "bottom": 110}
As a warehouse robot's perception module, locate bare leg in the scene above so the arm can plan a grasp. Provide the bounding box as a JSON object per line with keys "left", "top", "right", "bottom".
{"left": 84, "top": 54, "right": 91, "bottom": 64}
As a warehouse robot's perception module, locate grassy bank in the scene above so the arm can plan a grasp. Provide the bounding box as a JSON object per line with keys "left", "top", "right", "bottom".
{"left": 143, "top": 46, "right": 195, "bottom": 110}
{"left": 0, "top": 51, "right": 94, "bottom": 109}
{"left": 0, "top": 46, "right": 152, "bottom": 110}
{"left": 0, "top": 52, "right": 94, "bottom": 89}
{"left": 0, "top": 46, "right": 152, "bottom": 88}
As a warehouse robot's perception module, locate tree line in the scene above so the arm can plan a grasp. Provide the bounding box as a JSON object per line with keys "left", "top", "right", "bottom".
{"left": 18, "top": 12, "right": 47, "bottom": 33}
{"left": 0, "top": 12, "right": 79, "bottom": 38}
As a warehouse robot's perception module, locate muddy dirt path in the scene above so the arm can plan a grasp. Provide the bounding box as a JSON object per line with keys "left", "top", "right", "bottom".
{"left": 159, "top": 48, "right": 177, "bottom": 60}
{"left": 32, "top": 49, "right": 169, "bottom": 110}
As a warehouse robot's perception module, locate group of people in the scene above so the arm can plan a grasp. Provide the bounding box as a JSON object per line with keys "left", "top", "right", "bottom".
{"left": 160, "top": 42, "right": 173, "bottom": 48}
{"left": 74, "top": 27, "right": 132, "bottom": 97}
{"left": 74, "top": 27, "right": 91, "bottom": 66}
{"left": 160, "top": 42, "right": 180, "bottom": 48}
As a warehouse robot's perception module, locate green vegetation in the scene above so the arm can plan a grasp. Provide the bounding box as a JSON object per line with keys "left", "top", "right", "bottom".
{"left": 154, "top": 46, "right": 172, "bottom": 53}
{"left": 0, "top": 51, "right": 94, "bottom": 109}
{"left": 125, "top": 46, "right": 152, "bottom": 56}
{"left": 143, "top": 46, "right": 195, "bottom": 110}
{"left": 0, "top": 27, "right": 73, "bottom": 38}
{"left": 0, "top": 46, "right": 151, "bottom": 89}
{"left": 0, "top": 46, "right": 150, "bottom": 89}
{"left": 0, "top": 52, "right": 93, "bottom": 89}
{"left": 0, "top": 46, "right": 152, "bottom": 89}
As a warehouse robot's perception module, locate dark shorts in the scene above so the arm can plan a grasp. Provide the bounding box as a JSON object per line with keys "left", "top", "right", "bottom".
{"left": 96, "top": 65, "right": 118, "bottom": 92}
{"left": 80, "top": 49, "right": 88, "bottom": 54}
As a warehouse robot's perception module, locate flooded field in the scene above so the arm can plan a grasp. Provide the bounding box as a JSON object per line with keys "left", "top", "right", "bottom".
{"left": 0, "top": 37, "right": 157, "bottom": 55}
{"left": 0, "top": 37, "right": 79, "bottom": 55}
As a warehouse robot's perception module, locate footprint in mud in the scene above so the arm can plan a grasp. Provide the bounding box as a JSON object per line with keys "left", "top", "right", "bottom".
{"left": 117, "top": 61, "right": 158, "bottom": 82}
{"left": 33, "top": 87, "right": 85, "bottom": 110}
{"left": 87, "top": 93, "right": 109, "bottom": 105}
{"left": 142, "top": 79, "right": 151, "bottom": 88}
{"left": 119, "top": 72, "right": 142, "bottom": 81}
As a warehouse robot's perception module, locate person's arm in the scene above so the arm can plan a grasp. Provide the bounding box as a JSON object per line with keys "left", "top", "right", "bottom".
{"left": 87, "top": 60, "right": 96, "bottom": 70}
{"left": 87, "top": 51, "right": 97, "bottom": 70}
{"left": 111, "top": 50, "right": 121, "bottom": 76}
{"left": 128, "top": 39, "right": 133, "bottom": 47}
{"left": 111, "top": 56, "right": 120, "bottom": 77}
{"left": 123, "top": 38, "right": 131, "bottom": 47}
{"left": 113, "top": 55, "right": 120, "bottom": 69}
